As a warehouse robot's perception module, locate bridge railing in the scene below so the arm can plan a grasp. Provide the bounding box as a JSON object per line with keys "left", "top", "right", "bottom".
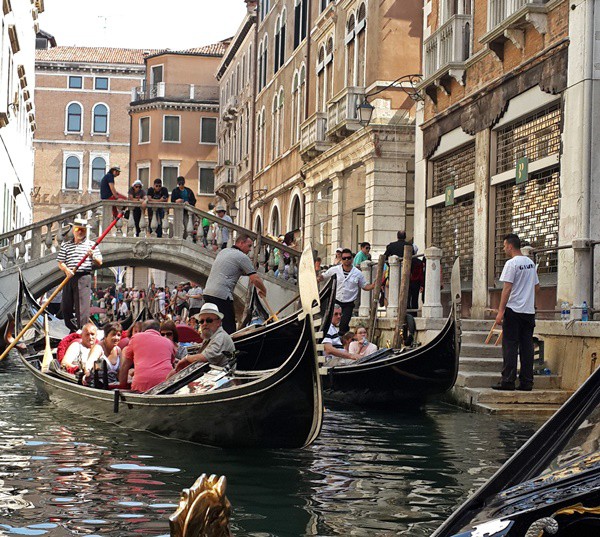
{"left": 0, "top": 201, "right": 302, "bottom": 283}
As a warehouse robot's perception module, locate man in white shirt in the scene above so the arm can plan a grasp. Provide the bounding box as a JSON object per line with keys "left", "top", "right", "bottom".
{"left": 323, "top": 305, "right": 360, "bottom": 366}
{"left": 493, "top": 233, "right": 539, "bottom": 391}
{"left": 187, "top": 283, "right": 204, "bottom": 317}
{"left": 319, "top": 248, "right": 375, "bottom": 333}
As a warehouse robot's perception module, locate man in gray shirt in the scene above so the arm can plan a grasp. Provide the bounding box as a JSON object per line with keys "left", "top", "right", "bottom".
{"left": 203, "top": 233, "right": 267, "bottom": 333}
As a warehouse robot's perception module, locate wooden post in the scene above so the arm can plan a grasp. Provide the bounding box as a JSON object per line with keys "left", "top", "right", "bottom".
{"left": 392, "top": 244, "right": 413, "bottom": 348}
{"left": 367, "top": 255, "right": 385, "bottom": 342}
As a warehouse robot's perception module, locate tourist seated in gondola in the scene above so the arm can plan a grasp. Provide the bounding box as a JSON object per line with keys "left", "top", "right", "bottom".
{"left": 323, "top": 305, "right": 360, "bottom": 367}
{"left": 173, "top": 303, "right": 235, "bottom": 371}
{"left": 119, "top": 320, "right": 175, "bottom": 392}
{"left": 341, "top": 331, "right": 355, "bottom": 352}
{"left": 159, "top": 320, "right": 188, "bottom": 365}
{"left": 84, "top": 322, "right": 122, "bottom": 387}
{"left": 118, "top": 321, "right": 143, "bottom": 351}
{"left": 348, "top": 325, "right": 378, "bottom": 358}
{"left": 60, "top": 322, "right": 98, "bottom": 373}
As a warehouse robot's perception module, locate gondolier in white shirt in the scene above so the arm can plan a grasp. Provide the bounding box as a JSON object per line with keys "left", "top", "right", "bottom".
{"left": 318, "top": 248, "right": 375, "bottom": 334}
{"left": 57, "top": 218, "right": 102, "bottom": 332}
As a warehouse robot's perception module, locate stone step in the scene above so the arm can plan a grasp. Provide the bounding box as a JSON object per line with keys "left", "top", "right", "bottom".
{"left": 475, "top": 403, "right": 560, "bottom": 417}
{"left": 461, "top": 330, "right": 497, "bottom": 344}
{"left": 456, "top": 372, "right": 562, "bottom": 389}
{"left": 460, "top": 343, "right": 503, "bottom": 358}
{"left": 463, "top": 387, "right": 572, "bottom": 405}
{"left": 459, "top": 357, "right": 504, "bottom": 372}
{"left": 460, "top": 319, "right": 496, "bottom": 331}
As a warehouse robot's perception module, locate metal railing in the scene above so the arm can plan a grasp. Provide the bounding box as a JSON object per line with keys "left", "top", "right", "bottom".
{"left": 131, "top": 83, "right": 219, "bottom": 103}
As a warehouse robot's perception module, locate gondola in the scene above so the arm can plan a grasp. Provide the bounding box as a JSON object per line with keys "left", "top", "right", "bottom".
{"left": 17, "top": 245, "right": 324, "bottom": 449}
{"left": 433, "top": 363, "right": 600, "bottom": 537}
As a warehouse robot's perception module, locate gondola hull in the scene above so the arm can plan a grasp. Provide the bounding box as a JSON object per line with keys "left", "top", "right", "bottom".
{"left": 322, "top": 312, "right": 459, "bottom": 406}
{"left": 20, "top": 314, "right": 323, "bottom": 449}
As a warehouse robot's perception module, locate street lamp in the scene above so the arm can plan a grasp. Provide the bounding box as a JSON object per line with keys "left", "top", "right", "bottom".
{"left": 228, "top": 202, "right": 239, "bottom": 220}
{"left": 357, "top": 73, "right": 423, "bottom": 127}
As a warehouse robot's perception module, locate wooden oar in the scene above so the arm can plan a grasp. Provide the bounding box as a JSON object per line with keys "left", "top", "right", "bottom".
{"left": 41, "top": 314, "right": 53, "bottom": 373}
{"left": 262, "top": 292, "right": 300, "bottom": 324}
{"left": 261, "top": 296, "right": 279, "bottom": 322}
{"left": 0, "top": 212, "right": 124, "bottom": 362}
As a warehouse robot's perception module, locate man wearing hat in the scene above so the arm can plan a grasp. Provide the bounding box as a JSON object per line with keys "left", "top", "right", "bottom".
{"left": 147, "top": 178, "right": 169, "bottom": 238}
{"left": 128, "top": 180, "right": 147, "bottom": 237}
{"left": 100, "top": 166, "right": 127, "bottom": 218}
{"left": 176, "top": 303, "right": 235, "bottom": 368}
{"left": 57, "top": 218, "right": 103, "bottom": 332}
{"left": 171, "top": 176, "right": 197, "bottom": 239}
{"left": 216, "top": 206, "right": 233, "bottom": 249}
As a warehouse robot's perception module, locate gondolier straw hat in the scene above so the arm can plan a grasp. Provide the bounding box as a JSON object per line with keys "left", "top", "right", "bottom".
{"left": 70, "top": 217, "right": 89, "bottom": 228}
{"left": 193, "top": 302, "right": 224, "bottom": 320}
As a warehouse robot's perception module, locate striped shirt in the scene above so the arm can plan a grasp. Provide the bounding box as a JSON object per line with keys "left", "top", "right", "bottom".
{"left": 57, "top": 238, "right": 102, "bottom": 272}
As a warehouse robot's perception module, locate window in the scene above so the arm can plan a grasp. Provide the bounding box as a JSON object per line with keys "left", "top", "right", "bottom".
{"left": 68, "top": 76, "right": 82, "bottom": 89}
{"left": 151, "top": 65, "right": 163, "bottom": 85}
{"left": 199, "top": 167, "right": 215, "bottom": 194}
{"left": 259, "top": 0, "right": 271, "bottom": 22}
{"left": 64, "top": 155, "right": 81, "bottom": 190}
{"left": 137, "top": 165, "right": 150, "bottom": 189}
{"left": 163, "top": 115, "right": 180, "bottom": 142}
{"left": 94, "top": 77, "right": 108, "bottom": 90}
{"left": 139, "top": 116, "right": 150, "bottom": 143}
{"left": 162, "top": 164, "right": 179, "bottom": 191}
{"left": 346, "top": 13, "right": 356, "bottom": 86}
{"left": 356, "top": 3, "right": 367, "bottom": 86}
{"left": 200, "top": 117, "right": 217, "bottom": 144}
{"left": 294, "top": 0, "right": 308, "bottom": 49}
{"left": 258, "top": 35, "right": 269, "bottom": 91}
{"left": 66, "top": 102, "right": 82, "bottom": 132}
{"left": 92, "top": 103, "right": 108, "bottom": 134}
{"left": 270, "top": 205, "right": 280, "bottom": 237}
{"left": 274, "top": 10, "right": 286, "bottom": 73}
{"left": 90, "top": 156, "right": 106, "bottom": 190}
{"left": 320, "top": 0, "right": 333, "bottom": 13}
{"left": 292, "top": 72, "right": 299, "bottom": 143}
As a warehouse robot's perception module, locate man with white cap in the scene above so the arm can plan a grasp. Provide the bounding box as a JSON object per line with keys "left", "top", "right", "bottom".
{"left": 128, "top": 179, "right": 147, "bottom": 237}
{"left": 215, "top": 205, "right": 233, "bottom": 249}
{"left": 57, "top": 217, "right": 103, "bottom": 332}
{"left": 177, "top": 303, "right": 235, "bottom": 368}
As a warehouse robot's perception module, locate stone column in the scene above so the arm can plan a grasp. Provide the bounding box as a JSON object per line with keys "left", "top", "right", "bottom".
{"left": 422, "top": 246, "right": 443, "bottom": 318}
{"left": 413, "top": 105, "right": 427, "bottom": 252}
{"left": 572, "top": 239, "right": 592, "bottom": 319}
{"left": 358, "top": 260, "right": 373, "bottom": 317}
{"left": 330, "top": 172, "right": 344, "bottom": 250}
{"left": 364, "top": 150, "right": 408, "bottom": 255}
{"left": 471, "top": 128, "right": 491, "bottom": 319}
{"left": 302, "top": 187, "right": 314, "bottom": 250}
{"left": 386, "top": 255, "right": 401, "bottom": 319}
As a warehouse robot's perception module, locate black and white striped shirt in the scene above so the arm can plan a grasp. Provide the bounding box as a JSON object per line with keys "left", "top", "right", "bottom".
{"left": 57, "top": 238, "right": 101, "bottom": 272}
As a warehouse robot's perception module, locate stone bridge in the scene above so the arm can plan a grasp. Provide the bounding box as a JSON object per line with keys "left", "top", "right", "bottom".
{"left": 0, "top": 201, "right": 301, "bottom": 326}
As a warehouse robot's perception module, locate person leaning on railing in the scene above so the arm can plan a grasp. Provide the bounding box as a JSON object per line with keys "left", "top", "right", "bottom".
{"left": 147, "top": 178, "right": 169, "bottom": 238}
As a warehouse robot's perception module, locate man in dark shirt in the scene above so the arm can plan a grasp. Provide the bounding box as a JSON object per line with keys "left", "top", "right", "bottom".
{"left": 99, "top": 166, "right": 126, "bottom": 217}
{"left": 171, "top": 176, "right": 197, "bottom": 239}
{"left": 384, "top": 230, "right": 407, "bottom": 260}
{"left": 147, "top": 178, "right": 169, "bottom": 237}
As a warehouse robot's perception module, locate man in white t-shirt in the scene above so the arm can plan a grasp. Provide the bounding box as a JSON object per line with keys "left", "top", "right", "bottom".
{"left": 493, "top": 233, "right": 539, "bottom": 391}
{"left": 322, "top": 305, "right": 359, "bottom": 366}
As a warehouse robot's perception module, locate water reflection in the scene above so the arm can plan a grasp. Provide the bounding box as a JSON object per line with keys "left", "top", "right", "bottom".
{"left": 0, "top": 355, "right": 544, "bottom": 536}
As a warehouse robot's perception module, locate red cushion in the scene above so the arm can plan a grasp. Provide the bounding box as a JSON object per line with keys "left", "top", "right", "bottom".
{"left": 57, "top": 333, "right": 82, "bottom": 363}
{"left": 176, "top": 324, "right": 203, "bottom": 343}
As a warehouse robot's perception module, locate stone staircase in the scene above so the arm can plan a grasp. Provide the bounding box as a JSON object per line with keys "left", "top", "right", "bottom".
{"left": 450, "top": 319, "right": 573, "bottom": 416}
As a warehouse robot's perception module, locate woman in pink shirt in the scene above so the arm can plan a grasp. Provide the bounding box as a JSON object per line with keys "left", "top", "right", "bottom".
{"left": 119, "top": 319, "right": 175, "bottom": 392}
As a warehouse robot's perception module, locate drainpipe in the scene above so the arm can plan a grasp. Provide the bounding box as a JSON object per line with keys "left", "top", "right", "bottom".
{"left": 249, "top": 11, "right": 258, "bottom": 230}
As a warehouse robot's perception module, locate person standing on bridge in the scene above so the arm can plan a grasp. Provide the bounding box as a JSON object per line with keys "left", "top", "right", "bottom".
{"left": 171, "top": 176, "right": 196, "bottom": 239}
{"left": 57, "top": 218, "right": 103, "bottom": 332}
{"left": 100, "top": 166, "right": 127, "bottom": 218}
{"left": 203, "top": 234, "right": 267, "bottom": 334}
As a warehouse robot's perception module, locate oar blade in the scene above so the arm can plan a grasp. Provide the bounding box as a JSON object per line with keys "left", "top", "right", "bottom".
{"left": 299, "top": 243, "right": 320, "bottom": 317}
{"left": 41, "top": 314, "right": 53, "bottom": 373}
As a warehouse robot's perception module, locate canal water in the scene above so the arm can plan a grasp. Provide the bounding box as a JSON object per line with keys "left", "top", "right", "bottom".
{"left": 0, "top": 354, "right": 545, "bottom": 536}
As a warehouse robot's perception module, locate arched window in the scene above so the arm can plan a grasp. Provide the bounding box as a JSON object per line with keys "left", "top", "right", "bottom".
{"left": 254, "top": 214, "right": 263, "bottom": 236}
{"left": 272, "top": 94, "right": 279, "bottom": 160}
{"left": 274, "top": 15, "right": 281, "bottom": 73}
{"left": 346, "top": 13, "right": 356, "bottom": 86}
{"left": 291, "top": 71, "right": 299, "bottom": 143}
{"left": 316, "top": 46, "right": 326, "bottom": 112}
{"left": 92, "top": 103, "right": 108, "bottom": 134}
{"left": 278, "top": 88, "right": 284, "bottom": 154}
{"left": 65, "top": 155, "right": 81, "bottom": 189}
{"left": 91, "top": 156, "right": 106, "bottom": 190}
{"left": 294, "top": 0, "right": 308, "bottom": 49}
{"left": 270, "top": 205, "right": 280, "bottom": 237}
{"left": 262, "top": 35, "right": 269, "bottom": 89}
{"left": 290, "top": 194, "right": 303, "bottom": 232}
{"left": 299, "top": 64, "right": 306, "bottom": 125}
{"left": 325, "top": 36, "right": 334, "bottom": 102}
{"left": 66, "top": 102, "right": 82, "bottom": 132}
{"left": 356, "top": 3, "right": 367, "bottom": 86}
{"left": 257, "top": 41, "right": 264, "bottom": 90}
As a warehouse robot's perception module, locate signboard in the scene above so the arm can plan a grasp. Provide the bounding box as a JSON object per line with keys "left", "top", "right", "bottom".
{"left": 516, "top": 157, "right": 529, "bottom": 184}
{"left": 445, "top": 185, "right": 455, "bottom": 207}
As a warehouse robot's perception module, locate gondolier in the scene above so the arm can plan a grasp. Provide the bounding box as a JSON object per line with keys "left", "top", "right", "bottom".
{"left": 57, "top": 218, "right": 102, "bottom": 332}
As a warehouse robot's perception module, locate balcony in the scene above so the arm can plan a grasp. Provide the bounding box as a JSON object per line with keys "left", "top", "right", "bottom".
{"left": 131, "top": 83, "right": 219, "bottom": 104}
{"left": 326, "top": 87, "right": 365, "bottom": 139}
{"left": 215, "top": 164, "right": 237, "bottom": 199}
{"left": 300, "top": 112, "right": 331, "bottom": 162}
{"left": 482, "top": 0, "right": 551, "bottom": 60}
{"left": 423, "top": 14, "right": 472, "bottom": 83}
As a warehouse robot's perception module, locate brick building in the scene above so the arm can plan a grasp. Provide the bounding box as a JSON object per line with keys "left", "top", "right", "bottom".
{"left": 33, "top": 46, "right": 150, "bottom": 221}
{"left": 414, "top": 0, "right": 591, "bottom": 317}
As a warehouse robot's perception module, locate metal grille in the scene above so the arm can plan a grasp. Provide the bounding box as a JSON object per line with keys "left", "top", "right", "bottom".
{"left": 432, "top": 143, "right": 475, "bottom": 197}
{"left": 496, "top": 102, "right": 562, "bottom": 174}
{"left": 494, "top": 167, "right": 560, "bottom": 279}
{"left": 432, "top": 193, "right": 474, "bottom": 285}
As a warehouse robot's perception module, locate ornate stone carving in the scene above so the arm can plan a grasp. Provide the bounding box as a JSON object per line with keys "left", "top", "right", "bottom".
{"left": 132, "top": 240, "right": 152, "bottom": 259}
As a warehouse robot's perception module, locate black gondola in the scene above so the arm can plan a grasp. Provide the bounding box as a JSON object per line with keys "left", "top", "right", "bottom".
{"left": 433, "top": 362, "right": 600, "bottom": 537}
{"left": 17, "top": 246, "right": 324, "bottom": 449}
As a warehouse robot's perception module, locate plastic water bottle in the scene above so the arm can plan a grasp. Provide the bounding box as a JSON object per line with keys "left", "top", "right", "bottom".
{"left": 582, "top": 301, "right": 589, "bottom": 322}
{"left": 543, "top": 367, "right": 551, "bottom": 376}
{"left": 560, "top": 301, "right": 566, "bottom": 321}
{"left": 565, "top": 302, "right": 571, "bottom": 321}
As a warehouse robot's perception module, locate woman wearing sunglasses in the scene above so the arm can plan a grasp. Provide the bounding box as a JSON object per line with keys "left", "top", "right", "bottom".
{"left": 159, "top": 320, "right": 188, "bottom": 364}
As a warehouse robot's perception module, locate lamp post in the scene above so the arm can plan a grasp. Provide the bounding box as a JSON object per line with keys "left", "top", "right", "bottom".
{"left": 357, "top": 73, "right": 423, "bottom": 127}
{"left": 228, "top": 202, "right": 239, "bottom": 222}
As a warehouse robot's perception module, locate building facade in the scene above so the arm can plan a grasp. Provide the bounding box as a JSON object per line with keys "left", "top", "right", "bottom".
{"left": 0, "top": 0, "right": 41, "bottom": 235}
{"left": 129, "top": 44, "right": 226, "bottom": 210}
{"left": 33, "top": 46, "right": 150, "bottom": 221}
{"left": 414, "top": 0, "right": 596, "bottom": 318}
{"left": 218, "top": 0, "right": 422, "bottom": 261}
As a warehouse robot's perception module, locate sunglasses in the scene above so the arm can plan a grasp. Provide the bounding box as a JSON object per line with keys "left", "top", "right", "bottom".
{"left": 161, "top": 331, "right": 173, "bottom": 337}
{"left": 364, "top": 246, "right": 371, "bottom": 249}
{"left": 134, "top": 185, "right": 141, "bottom": 188}
{"left": 198, "top": 318, "right": 216, "bottom": 325}
{"left": 341, "top": 256, "right": 352, "bottom": 260}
